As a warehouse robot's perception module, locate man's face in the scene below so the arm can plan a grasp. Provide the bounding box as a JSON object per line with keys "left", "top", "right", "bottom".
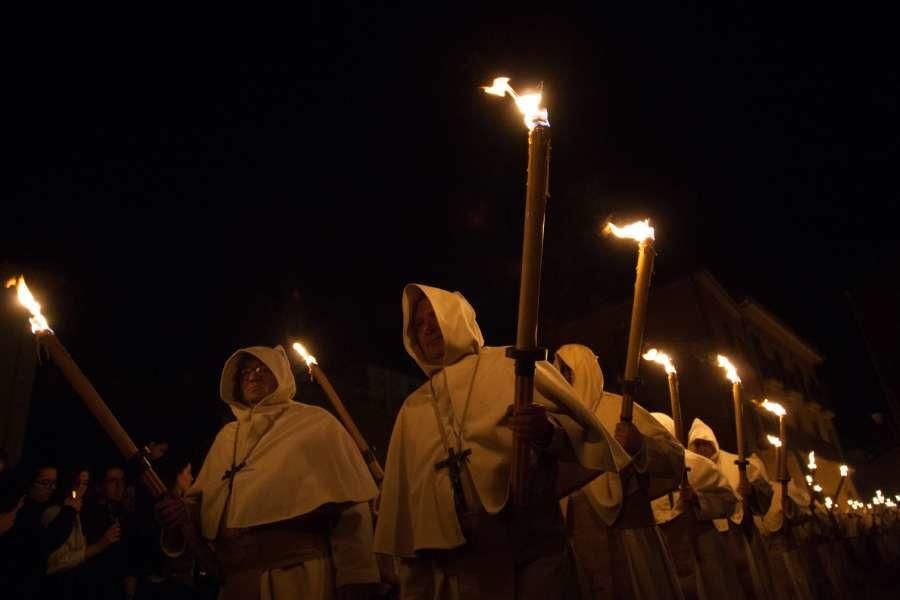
{"left": 239, "top": 356, "right": 278, "bottom": 405}
{"left": 690, "top": 439, "right": 717, "bottom": 460}
{"left": 102, "top": 468, "right": 126, "bottom": 502}
{"left": 413, "top": 297, "right": 444, "bottom": 363}
{"left": 30, "top": 468, "right": 57, "bottom": 503}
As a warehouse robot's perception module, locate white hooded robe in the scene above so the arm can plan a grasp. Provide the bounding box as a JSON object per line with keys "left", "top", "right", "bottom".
{"left": 374, "top": 285, "right": 627, "bottom": 600}
{"left": 650, "top": 412, "right": 745, "bottom": 600}
{"left": 554, "top": 344, "right": 685, "bottom": 600}
{"left": 183, "top": 345, "right": 379, "bottom": 600}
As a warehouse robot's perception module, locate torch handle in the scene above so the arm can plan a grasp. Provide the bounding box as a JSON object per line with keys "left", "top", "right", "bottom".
{"left": 620, "top": 241, "right": 656, "bottom": 422}
{"left": 667, "top": 373, "right": 685, "bottom": 447}
{"left": 37, "top": 332, "right": 139, "bottom": 458}
{"left": 732, "top": 383, "right": 745, "bottom": 462}
{"left": 311, "top": 365, "right": 384, "bottom": 483}
{"left": 509, "top": 124, "right": 551, "bottom": 510}
{"left": 36, "top": 332, "right": 219, "bottom": 578}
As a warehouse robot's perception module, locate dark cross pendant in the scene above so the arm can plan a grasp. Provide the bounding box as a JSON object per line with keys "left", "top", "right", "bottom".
{"left": 435, "top": 447, "right": 472, "bottom": 513}
{"left": 222, "top": 461, "right": 247, "bottom": 486}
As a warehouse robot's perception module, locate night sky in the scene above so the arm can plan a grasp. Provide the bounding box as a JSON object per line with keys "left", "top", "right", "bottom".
{"left": 4, "top": 7, "right": 898, "bottom": 468}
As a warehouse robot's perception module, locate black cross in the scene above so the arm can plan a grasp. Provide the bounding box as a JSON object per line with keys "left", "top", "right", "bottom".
{"left": 435, "top": 447, "right": 472, "bottom": 513}
{"left": 222, "top": 461, "right": 247, "bottom": 485}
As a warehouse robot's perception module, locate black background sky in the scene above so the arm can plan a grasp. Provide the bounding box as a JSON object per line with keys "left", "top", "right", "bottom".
{"left": 4, "top": 6, "right": 898, "bottom": 468}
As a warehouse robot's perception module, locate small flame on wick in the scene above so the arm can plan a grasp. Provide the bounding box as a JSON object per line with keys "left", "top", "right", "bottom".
{"left": 805, "top": 474, "right": 813, "bottom": 485}
{"left": 71, "top": 490, "right": 76, "bottom": 499}
{"left": 808, "top": 451, "right": 817, "bottom": 470}
{"left": 716, "top": 354, "right": 741, "bottom": 384}
{"left": 482, "top": 77, "right": 549, "bottom": 130}
{"left": 840, "top": 464, "right": 849, "bottom": 477}
{"left": 825, "top": 497, "right": 833, "bottom": 509}
{"left": 604, "top": 218, "right": 655, "bottom": 243}
{"left": 813, "top": 484, "right": 823, "bottom": 492}
{"left": 10, "top": 276, "right": 52, "bottom": 333}
{"left": 766, "top": 434, "right": 782, "bottom": 448}
{"left": 292, "top": 342, "right": 318, "bottom": 367}
{"left": 761, "top": 399, "right": 786, "bottom": 417}
{"left": 642, "top": 348, "right": 676, "bottom": 375}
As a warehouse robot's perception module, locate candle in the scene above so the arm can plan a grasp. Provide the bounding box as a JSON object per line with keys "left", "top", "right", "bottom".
{"left": 717, "top": 355, "right": 745, "bottom": 461}
{"left": 483, "top": 77, "right": 551, "bottom": 508}
{"left": 642, "top": 349, "right": 683, "bottom": 444}
{"left": 761, "top": 399, "right": 788, "bottom": 481}
{"left": 608, "top": 219, "right": 656, "bottom": 422}
{"left": 292, "top": 342, "right": 384, "bottom": 483}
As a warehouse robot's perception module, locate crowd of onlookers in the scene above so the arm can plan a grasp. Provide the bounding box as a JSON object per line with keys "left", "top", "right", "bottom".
{"left": 0, "top": 443, "right": 214, "bottom": 600}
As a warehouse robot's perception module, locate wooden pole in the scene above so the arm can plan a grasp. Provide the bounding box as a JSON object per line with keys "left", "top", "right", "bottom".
{"left": 309, "top": 363, "right": 384, "bottom": 483}
{"left": 667, "top": 372, "right": 685, "bottom": 447}
{"left": 35, "top": 331, "right": 217, "bottom": 576}
{"left": 620, "top": 239, "right": 656, "bottom": 422}
{"left": 508, "top": 123, "right": 551, "bottom": 509}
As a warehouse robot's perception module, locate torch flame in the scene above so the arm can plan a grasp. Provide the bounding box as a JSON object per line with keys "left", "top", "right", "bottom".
{"left": 642, "top": 348, "right": 676, "bottom": 375}
{"left": 761, "top": 399, "right": 786, "bottom": 417}
{"left": 605, "top": 219, "right": 655, "bottom": 243}
{"left": 482, "top": 77, "right": 549, "bottom": 131}
{"left": 813, "top": 484, "right": 823, "bottom": 492}
{"left": 840, "top": 464, "right": 849, "bottom": 477}
{"left": 808, "top": 451, "right": 817, "bottom": 470}
{"left": 766, "top": 434, "right": 782, "bottom": 448}
{"left": 825, "top": 496, "right": 833, "bottom": 509}
{"left": 716, "top": 354, "right": 741, "bottom": 384}
{"left": 876, "top": 489, "right": 883, "bottom": 498}
{"left": 291, "top": 342, "right": 318, "bottom": 367}
{"left": 805, "top": 475, "right": 813, "bottom": 485}
{"left": 9, "top": 276, "right": 52, "bottom": 333}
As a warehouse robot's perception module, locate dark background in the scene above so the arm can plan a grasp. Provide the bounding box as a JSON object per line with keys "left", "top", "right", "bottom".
{"left": 4, "top": 6, "right": 898, "bottom": 468}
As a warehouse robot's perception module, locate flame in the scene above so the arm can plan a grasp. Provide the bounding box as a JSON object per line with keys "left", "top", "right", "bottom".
{"left": 482, "top": 77, "right": 549, "bottom": 130}
{"left": 71, "top": 490, "right": 77, "bottom": 499}
{"left": 895, "top": 495, "right": 900, "bottom": 502}
{"left": 840, "top": 464, "right": 849, "bottom": 477}
{"left": 825, "top": 496, "right": 833, "bottom": 508}
{"left": 605, "top": 218, "right": 655, "bottom": 243}
{"left": 867, "top": 503, "right": 872, "bottom": 510}
{"left": 291, "top": 342, "right": 318, "bottom": 367}
{"left": 642, "top": 348, "right": 676, "bottom": 375}
{"left": 716, "top": 354, "right": 741, "bottom": 384}
{"left": 887, "top": 499, "right": 897, "bottom": 508}
{"left": 766, "top": 434, "right": 782, "bottom": 448}
{"left": 805, "top": 475, "right": 813, "bottom": 485}
{"left": 4, "top": 278, "right": 16, "bottom": 288}
{"left": 813, "top": 484, "right": 823, "bottom": 492}
{"left": 10, "top": 276, "right": 52, "bottom": 333}
{"left": 807, "top": 450, "right": 817, "bottom": 470}
{"left": 876, "top": 489, "right": 883, "bottom": 498}
{"left": 761, "top": 399, "right": 786, "bottom": 417}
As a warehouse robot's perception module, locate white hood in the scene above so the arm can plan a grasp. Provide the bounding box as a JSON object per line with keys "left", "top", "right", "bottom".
{"left": 187, "top": 345, "right": 377, "bottom": 540}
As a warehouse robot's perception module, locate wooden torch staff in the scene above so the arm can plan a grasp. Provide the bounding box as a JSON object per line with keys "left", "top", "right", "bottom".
{"left": 292, "top": 343, "right": 384, "bottom": 484}
{"left": 482, "top": 77, "right": 551, "bottom": 509}
{"left": 35, "top": 331, "right": 218, "bottom": 575}
{"left": 717, "top": 355, "right": 752, "bottom": 533}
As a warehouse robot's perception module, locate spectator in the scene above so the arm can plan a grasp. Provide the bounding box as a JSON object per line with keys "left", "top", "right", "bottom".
{"left": 41, "top": 466, "right": 121, "bottom": 599}
{"left": 81, "top": 464, "right": 137, "bottom": 600}
{"left": 5, "top": 461, "right": 78, "bottom": 599}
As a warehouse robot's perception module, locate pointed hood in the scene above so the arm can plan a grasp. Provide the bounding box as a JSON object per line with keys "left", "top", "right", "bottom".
{"left": 688, "top": 417, "right": 720, "bottom": 461}
{"left": 651, "top": 412, "right": 677, "bottom": 439}
{"left": 554, "top": 344, "right": 605, "bottom": 413}
{"left": 219, "top": 345, "right": 297, "bottom": 421}
{"left": 402, "top": 284, "right": 484, "bottom": 376}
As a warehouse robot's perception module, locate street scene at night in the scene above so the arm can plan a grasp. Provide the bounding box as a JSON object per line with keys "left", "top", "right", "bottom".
{"left": 2, "top": 7, "right": 899, "bottom": 599}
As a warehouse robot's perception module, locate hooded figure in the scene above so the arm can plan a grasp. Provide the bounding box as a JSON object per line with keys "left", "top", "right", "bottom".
{"left": 687, "top": 418, "right": 778, "bottom": 600}
{"left": 650, "top": 412, "right": 745, "bottom": 600}
{"left": 169, "top": 345, "right": 379, "bottom": 600}
{"left": 553, "top": 344, "right": 684, "bottom": 600}
{"left": 374, "top": 285, "right": 626, "bottom": 600}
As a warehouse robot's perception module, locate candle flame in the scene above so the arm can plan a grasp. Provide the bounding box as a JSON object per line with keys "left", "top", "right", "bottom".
{"left": 642, "top": 348, "right": 676, "bottom": 374}
{"left": 482, "top": 77, "right": 549, "bottom": 131}
{"left": 605, "top": 218, "right": 655, "bottom": 243}
{"left": 291, "top": 342, "right": 318, "bottom": 367}
{"left": 876, "top": 489, "right": 883, "bottom": 498}
{"left": 9, "top": 276, "right": 52, "bottom": 333}
{"left": 806, "top": 475, "right": 813, "bottom": 485}
{"left": 813, "top": 484, "right": 823, "bottom": 492}
{"left": 716, "top": 354, "right": 741, "bottom": 384}
{"left": 825, "top": 496, "right": 833, "bottom": 509}
{"left": 807, "top": 450, "right": 817, "bottom": 470}
{"left": 840, "top": 464, "right": 849, "bottom": 477}
{"left": 867, "top": 503, "right": 872, "bottom": 510}
{"left": 761, "top": 399, "right": 786, "bottom": 417}
{"left": 71, "top": 490, "right": 76, "bottom": 499}
{"left": 766, "top": 434, "right": 782, "bottom": 448}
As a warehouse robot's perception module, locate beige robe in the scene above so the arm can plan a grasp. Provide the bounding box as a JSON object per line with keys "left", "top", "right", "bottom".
{"left": 374, "top": 286, "right": 627, "bottom": 600}
{"left": 555, "top": 345, "right": 684, "bottom": 600}
{"left": 178, "top": 345, "right": 379, "bottom": 600}
{"left": 650, "top": 412, "right": 744, "bottom": 600}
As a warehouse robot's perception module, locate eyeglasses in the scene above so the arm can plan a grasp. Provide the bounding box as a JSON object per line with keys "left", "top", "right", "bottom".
{"left": 34, "top": 479, "right": 57, "bottom": 488}
{"left": 240, "top": 365, "right": 270, "bottom": 379}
